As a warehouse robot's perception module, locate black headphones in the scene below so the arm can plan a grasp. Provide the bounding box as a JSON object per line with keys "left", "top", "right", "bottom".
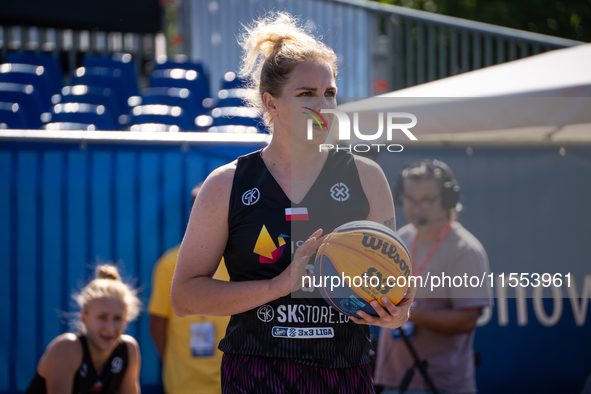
{"left": 393, "top": 159, "right": 461, "bottom": 210}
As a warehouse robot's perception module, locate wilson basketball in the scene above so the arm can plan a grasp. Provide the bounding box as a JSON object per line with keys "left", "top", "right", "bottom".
{"left": 314, "top": 220, "right": 412, "bottom": 318}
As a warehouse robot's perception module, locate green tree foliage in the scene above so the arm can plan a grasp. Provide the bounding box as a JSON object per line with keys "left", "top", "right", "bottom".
{"left": 373, "top": 0, "right": 590, "bottom": 42}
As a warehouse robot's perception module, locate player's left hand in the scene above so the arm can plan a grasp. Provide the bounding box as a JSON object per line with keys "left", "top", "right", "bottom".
{"left": 350, "top": 283, "right": 416, "bottom": 328}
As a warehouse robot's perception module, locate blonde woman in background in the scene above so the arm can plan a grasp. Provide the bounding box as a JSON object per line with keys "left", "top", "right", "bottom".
{"left": 25, "top": 265, "right": 142, "bottom": 394}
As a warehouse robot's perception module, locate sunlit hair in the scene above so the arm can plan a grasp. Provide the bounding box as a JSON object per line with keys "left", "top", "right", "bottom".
{"left": 403, "top": 162, "right": 447, "bottom": 186}
{"left": 71, "top": 264, "right": 141, "bottom": 332}
{"left": 238, "top": 11, "right": 338, "bottom": 129}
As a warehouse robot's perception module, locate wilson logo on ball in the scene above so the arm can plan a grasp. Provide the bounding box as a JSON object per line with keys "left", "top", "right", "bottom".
{"left": 361, "top": 233, "right": 410, "bottom": 277}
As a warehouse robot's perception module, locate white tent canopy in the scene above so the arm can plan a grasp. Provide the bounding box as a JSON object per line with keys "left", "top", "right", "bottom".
{"left": 336, "top": 43, "right": 591, "bottom": 145}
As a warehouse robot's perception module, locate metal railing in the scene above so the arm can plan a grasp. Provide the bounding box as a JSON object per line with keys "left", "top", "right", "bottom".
{"left": 354, "top": 0, "right": 584, "bottom": 92}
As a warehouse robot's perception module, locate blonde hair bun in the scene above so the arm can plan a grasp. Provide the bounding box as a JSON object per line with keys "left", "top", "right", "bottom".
{"left": 239, "top": 12, "right": 318, "bottom": 78}
{"left": 238, "top": 12, "right": 337, "bottom": 129}
{"left": 73, "top": 263, "right": 142, "bottom": 329}
{"left": 96, "top": 264, "right": 121, "bottom": 281}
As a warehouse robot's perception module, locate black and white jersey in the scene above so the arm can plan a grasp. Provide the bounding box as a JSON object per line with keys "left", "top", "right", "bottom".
{"left": 219, "top": 149, "right": 373, "bottom": 368}
{"left": 25, "top": 332, "right": 128, "bottom": 394}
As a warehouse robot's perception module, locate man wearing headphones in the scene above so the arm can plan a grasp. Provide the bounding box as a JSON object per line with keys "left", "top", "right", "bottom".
{"left": 374, "top": 159, "right": 492, "bottom": 394}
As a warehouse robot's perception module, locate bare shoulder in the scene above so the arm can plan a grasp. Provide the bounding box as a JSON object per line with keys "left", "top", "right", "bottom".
{"left": 353, "top": 154, "right": 390, "bottom": 191}
{"left": 353, "top": 155, "right": 387, "bottom": 179}
{"left": 121, "top": 334, "right": 139, "bottom": 349}
{"left": 44, "top": 333, "right": 81, "bottom": 357}
{"left": 38, "top": 333, "right": 82, "bottom": 375}
{"left": 121, "top": 335, "right": 141, "bottom": 363}
{"left": 207, "top": 160, "right": 237, "bottom": 183}
{"left": 353, "top": 154, "right": 395, "bottom": 228}
{"left": 195, "top": 160, "right": 237, "bottom": 205}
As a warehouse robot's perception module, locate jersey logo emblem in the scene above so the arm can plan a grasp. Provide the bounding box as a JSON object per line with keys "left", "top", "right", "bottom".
{"left": 330, "top": 183, "right": 350, "bottom": 201}
{"left": 272, "top": 326, "right": 335, "bottom": 338}
{"left": 80, "top": 363, "right": 88, "bottom": 377}
{"left": 273, "top": 327, "right": 287, "bottom": 337}
{"left": 90, "top": 381, "right": 103, "bottom": 392}
{"left": 285, "top": 207, "right": 308, "bottom": 221}
{"left": 111, "top": 356, "right": 123, "bottom": 373}
{"left": 242, "top": 188, "right": 260, "bottom": 205}
{"left": 253, "top": 225, "right": 288, "bottom": 264}
{"left": 257, "top": 305, "right": 275, "bottom": 322}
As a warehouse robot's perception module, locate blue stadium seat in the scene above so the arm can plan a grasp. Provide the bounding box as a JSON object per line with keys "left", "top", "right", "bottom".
{"left": 43, "top": 122, "right": 97, "bottom": 131}
{"left": 130, "top": 104, "right": 193, "bottom": 131}
{"left": 202, "top": 72, "right": 249, "bottom": 109}
{"left": 82, "top": 53, "right": 139, "bottom": 96}
{"left": 4, "top": 51, "right": 64, "bottom": 92}
{"left": 50, "top": 102, "right": 116, "bottom": 130}
{"left": 0, "top": 82, "right": 45, "bottom": 128}
{"left": 210, "top": 106, "right": 264, "bottom": 132}
{"left": 72, "top": 66, "right": 135, "bottom": 120}
{"left": 216, "top": 88, "right": 249, "bottom": 108}
{"left": 221, "top": 71, "right": 247, "bottom": 90}
{"left": 0, "top": 101, "right": 29, "bottom": 129}
{"left": 129, "top": 123, "right": 181, "bottom": 132}
{"left": 207, "top": 125, "right": 259, "bottom": 133}
{"left": 138, "top": 87, "right": 206, "bottom": 117}
{"left": 0, "top": 63, "right": 56, "bottom": 111}
{"left": 194, "top": 114, "right": 213, "bottom": 131}
{"left": 58, "top": 85, "right": 119, "bottom": 125}
{"left": 154, "top": 55, "right": 210, "bottom": 97}
{"left": 149, "top": 68, "right": 209, "bottom": 106}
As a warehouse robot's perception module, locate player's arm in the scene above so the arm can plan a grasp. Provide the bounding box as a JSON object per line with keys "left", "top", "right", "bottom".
{"left": 147, "top": 255, "right": 173, "bottom": 359}
{"left": 148, "top": 315, "right": 167, "bottom": 359}
{"left": 409, "top": 306, "right": 482, "bottom": 334}
{"left": 354, "top": 155, "right": 396, "bottom": 231}
{"left": 351, "top": 156, "right": 416, "bottom": 329}
{"left": 171, "top": 163, "right": 321, "bottom": 317}
{"left": 118, "top": 335, "right": 141, "bottom": 394}
{"left": 36, "top": 333, "right": 82, "bottom": 394}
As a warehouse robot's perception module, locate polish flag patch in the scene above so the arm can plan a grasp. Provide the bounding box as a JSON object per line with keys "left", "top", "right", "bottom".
{"left": 285, "top": 208, "right": 309, "bottom": 221}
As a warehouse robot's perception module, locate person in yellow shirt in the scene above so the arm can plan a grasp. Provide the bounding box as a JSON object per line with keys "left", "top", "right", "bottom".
{"left": 148, "top": 184, "right": 230, "bottom": 394}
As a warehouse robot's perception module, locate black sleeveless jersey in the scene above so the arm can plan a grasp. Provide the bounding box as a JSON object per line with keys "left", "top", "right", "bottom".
{"left": 25, "top": 332, "right": 128, "bottom": 394}
{"left": 219, "top": 149, "right": 372, "bottom": 368}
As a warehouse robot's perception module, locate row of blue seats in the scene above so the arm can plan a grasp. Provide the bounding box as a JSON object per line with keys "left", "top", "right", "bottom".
{"left": 0, "top": 90, "right": 263, "bottom": 132}
{"left": 0, "top": 52, "right": 265, "bottom": 132}
{"left": 24, "top": 100, "right": 263, "bottom": 132}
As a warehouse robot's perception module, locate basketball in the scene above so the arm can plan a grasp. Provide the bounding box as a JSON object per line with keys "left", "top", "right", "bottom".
{"left": 314, "top": 220, "right": 412, "bottom": 318}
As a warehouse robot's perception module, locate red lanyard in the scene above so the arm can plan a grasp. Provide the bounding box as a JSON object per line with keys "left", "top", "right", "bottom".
{"left": 411, "top": 221, "right": 452, "bottom": 277}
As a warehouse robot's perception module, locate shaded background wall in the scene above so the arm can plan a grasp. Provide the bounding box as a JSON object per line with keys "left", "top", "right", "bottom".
{"left": 0, "top": 139, "right": 265, "bottom": 393}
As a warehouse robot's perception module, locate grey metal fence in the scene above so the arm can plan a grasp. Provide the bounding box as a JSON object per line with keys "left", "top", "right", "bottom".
{"left": 357, "top": 0, "right": 584, "bottom": 92}
{"left": 185, "top": 0, "right": 374, "bottom": 97}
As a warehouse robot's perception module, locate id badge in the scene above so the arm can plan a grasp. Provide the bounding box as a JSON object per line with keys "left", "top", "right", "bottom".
{"left": 190, "top": 322, "right": 215, "bottom": 357}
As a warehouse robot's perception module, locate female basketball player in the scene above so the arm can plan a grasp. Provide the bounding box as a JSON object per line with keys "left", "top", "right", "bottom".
{"left": 172, "top": 12, "right": 415, "bottom": 393}
{"left": 25, "top": 265, "right": 141, "bottom": 394}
